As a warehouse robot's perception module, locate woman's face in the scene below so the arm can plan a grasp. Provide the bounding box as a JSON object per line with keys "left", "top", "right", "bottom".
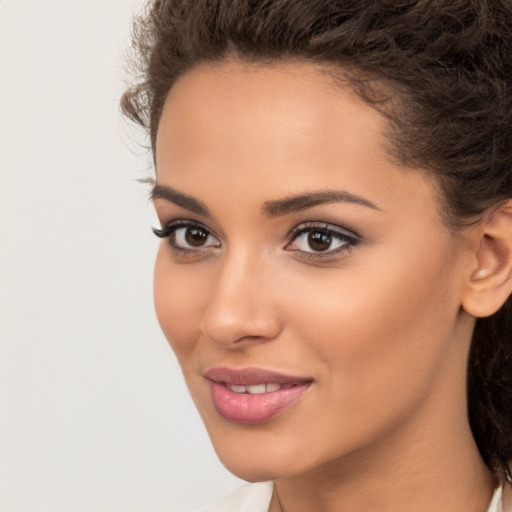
{"left": 153, "top": 62, "right": 475, "bottom": 481}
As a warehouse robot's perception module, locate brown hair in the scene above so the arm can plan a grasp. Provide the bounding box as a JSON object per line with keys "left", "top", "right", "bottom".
{"left": 121, "top": 0, "right": 512, "bottom": 475}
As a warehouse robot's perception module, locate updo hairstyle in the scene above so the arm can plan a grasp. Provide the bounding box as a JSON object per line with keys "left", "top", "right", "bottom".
{"left": 121, "top": 0, "right": 512, "bottom": 476}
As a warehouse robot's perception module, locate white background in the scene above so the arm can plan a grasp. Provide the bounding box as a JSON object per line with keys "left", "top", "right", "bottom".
{"left": 0, "top": 1, "right": 242, "bottom": 510}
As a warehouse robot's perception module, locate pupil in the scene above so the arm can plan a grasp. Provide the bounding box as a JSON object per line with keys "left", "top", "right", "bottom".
{"left": 308, "top": 231, "right": 332, "bottom": 251}
{"left": 185, "top": 227, "right": 207, "bottom": 246}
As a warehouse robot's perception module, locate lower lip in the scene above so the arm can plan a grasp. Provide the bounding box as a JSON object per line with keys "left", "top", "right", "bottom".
{"left": 209, "top": 381, "right": 311, "bottom": 424}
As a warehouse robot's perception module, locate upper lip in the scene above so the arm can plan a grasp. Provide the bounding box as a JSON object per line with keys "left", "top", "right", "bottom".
{"left": 205, "top": 366, "right": 312, "bottom": 386}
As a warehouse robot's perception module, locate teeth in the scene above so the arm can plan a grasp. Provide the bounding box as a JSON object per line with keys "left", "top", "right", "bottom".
{"left": 227, "top": 383, "right": 284, "bottom": 394}
{"left": 246, "top": 384, "right": 266, "bottom": 394}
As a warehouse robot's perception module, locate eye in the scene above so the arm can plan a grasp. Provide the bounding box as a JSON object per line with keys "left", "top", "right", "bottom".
{"left": 152, "top": 221, "right": 220, "bottom": 252}
{"left": 285, "top": 223, "right": 358, "bottom": 256}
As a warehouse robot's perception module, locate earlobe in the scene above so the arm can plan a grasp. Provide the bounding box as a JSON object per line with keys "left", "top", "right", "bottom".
{"left": 462, "top": 201, "right": 512, "bottom": 318}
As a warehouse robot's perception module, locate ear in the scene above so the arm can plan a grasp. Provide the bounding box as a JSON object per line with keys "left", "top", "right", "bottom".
{"left": 462, "top": 200, "right": 512, "bottom": 318}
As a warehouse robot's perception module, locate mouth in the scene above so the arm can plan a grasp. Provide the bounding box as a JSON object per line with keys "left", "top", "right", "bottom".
{"left": 205, "top": 367, "right": 313, "bottom": 424}
{"left": 224, "top": 382, "right": 297, "bottom": 394}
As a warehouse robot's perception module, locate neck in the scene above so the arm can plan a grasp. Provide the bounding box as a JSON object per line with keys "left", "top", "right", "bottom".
{"left": 270, "top": 420, "right": 495, "bottom": 512}
{"left": 269, "top": 317, "right": 496, "bottom": 512}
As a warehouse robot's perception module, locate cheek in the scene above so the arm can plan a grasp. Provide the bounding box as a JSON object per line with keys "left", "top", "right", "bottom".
{"left": 153, "top": 246, "right": 207, "bottom": 357}
{"left": 281, "top": 240, "right": 460, "bottom": 410}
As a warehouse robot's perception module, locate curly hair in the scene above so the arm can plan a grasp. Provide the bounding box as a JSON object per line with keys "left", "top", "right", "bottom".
{"left": 121, "top": 0, "right": 512, "bottom": 475}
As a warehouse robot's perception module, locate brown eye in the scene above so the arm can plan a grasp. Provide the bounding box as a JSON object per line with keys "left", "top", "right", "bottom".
{"left": 171, "top": 224, "right": 220, "bottom": 250}
{"left": 308, "top": 231, "right": 332, "bottom": 252}
{"left": 184, "top": 226, "right": 209, "bottom": 246}
{"left": 285, "top": 223, "right": 357, "bottom": 257}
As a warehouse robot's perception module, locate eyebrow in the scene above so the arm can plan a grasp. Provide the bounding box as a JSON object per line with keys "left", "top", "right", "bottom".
{"left": 262, "top": 189, "right": 380, "bottom": 217}
{"left": 151, "top": 184, "right": 211, "bottom": 216}
{"left": 151, "top": 184, "right": 380, "bottom": 217}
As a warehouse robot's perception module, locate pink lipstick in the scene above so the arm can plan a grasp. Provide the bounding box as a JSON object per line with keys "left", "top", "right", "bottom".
{"left": 206, "top": 367, "right": 312, "bottom": 424}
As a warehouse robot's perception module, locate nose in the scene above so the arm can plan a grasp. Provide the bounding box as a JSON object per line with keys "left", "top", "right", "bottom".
{"left": 202, "top": 251, "right": 282, "bottom": 349}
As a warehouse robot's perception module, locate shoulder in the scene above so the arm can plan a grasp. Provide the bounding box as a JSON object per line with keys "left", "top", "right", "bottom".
{"left": 201, "top": 481, "right": 273, "bottom": 512}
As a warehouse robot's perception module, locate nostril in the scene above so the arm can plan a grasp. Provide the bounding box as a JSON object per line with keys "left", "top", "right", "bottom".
{"left": 201, "top": 257, "right": 283, "bottom": 347}
{"left": 202, "top": 303, "right": 282, "bottom": 348}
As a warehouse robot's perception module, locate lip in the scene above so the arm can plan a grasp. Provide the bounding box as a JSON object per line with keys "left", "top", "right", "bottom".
{"left": 205, "top": 366, "right": 313, "bottom": 424}
{"left": 206, "top": 366, "right": 311, "bottom": 386}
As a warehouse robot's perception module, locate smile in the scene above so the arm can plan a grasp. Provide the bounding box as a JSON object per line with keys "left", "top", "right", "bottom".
{"left": 206, "top": 367, "right": 313, "bottom": 424}
{"left": 226, "top": 383, "right": 295, "bottom": 394}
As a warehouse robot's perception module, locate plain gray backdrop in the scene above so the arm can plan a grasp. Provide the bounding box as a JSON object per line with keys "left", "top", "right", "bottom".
{"left": 0, "top": 0, "right": 242, "bottom": 510}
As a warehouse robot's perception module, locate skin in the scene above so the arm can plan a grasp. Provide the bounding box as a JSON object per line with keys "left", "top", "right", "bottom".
{"left": 152, "top": 61, "right": 500, "bottom": 512}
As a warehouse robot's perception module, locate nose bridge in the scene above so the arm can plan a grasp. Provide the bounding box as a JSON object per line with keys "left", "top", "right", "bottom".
{"left": 202, "top": 246, "right": 281, "bottom": 347}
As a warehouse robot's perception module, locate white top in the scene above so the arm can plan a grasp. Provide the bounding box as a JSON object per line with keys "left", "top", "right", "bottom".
{"left": 203, "top": 482, "right": 272, "bottom": 512}
{"left": 203, "top": 480, "right": 512, "bottom": 512}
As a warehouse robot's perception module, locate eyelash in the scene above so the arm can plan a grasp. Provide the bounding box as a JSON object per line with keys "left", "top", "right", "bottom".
{"left": 152, "top": 220, "right": 359, "bottom": 260}
{"left": 285, "top": 222, "right": 359, "bottom": 260}
{"left": 152, "top": 220, "right": 220, "bottom": 257}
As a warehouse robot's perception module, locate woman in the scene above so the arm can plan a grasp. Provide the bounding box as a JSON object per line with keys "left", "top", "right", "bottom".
{"left": 122, "top": 1, "right": 512, "bottom": 510}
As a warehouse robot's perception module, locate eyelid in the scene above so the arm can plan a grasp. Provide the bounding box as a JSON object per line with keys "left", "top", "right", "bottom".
{"left": 152, "top": 219, "right": 218, "bottom": 239}
{"left": 285, "top": 221, "right": 360, "bottom": 258}
{"left": 287, "top": 221, "right": 360, "bottom": 242}
{"left": 152, "top": 219, "right": 221, "bottom": 254}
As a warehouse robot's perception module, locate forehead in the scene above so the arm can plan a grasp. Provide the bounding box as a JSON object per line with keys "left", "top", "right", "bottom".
{"left": 154, "top": 61, "right": 440, "bottom": 223}
{"left": 156, "top": 61, "right": 388, "bottom": 157}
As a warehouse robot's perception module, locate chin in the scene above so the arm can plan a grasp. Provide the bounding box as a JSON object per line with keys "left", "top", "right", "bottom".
{"left": 223, "top": 463, "right": 282, "bottom": 483}
{"left": 207, "top": 426, "right": 318, "bottom": 483}
{"left": 216, "top": 452, "right": 293, "bottom": 483}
